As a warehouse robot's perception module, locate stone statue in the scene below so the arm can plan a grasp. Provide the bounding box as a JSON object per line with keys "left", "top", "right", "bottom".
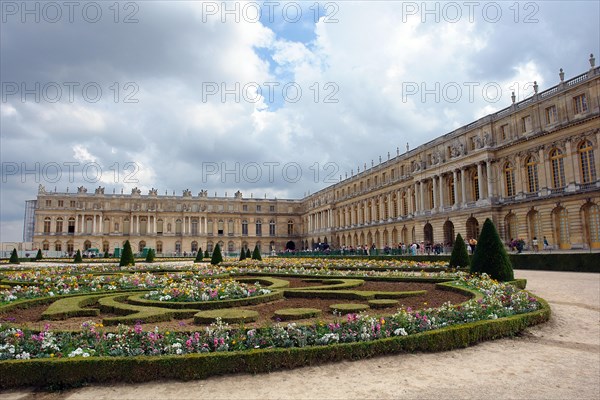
{"left": 183, "top": 189, "right": 192, "bottom": 197}
{"left": 95, "top": 186, "right": 105, "bottom": 195}
{"left": 77, "top": 186, "right": 87, "bottom": 193}
{"left": 149, "top": 188, "right": 158, "bottom": 196}
{"left": 38, "top": 184, "right": 46, "bottom": 194}
{"left": 131, "top": 187, "right": 141, "bottom": 195}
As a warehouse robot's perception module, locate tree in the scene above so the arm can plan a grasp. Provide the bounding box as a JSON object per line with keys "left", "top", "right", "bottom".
{"left": 104, "top": 251, "right": 110, "bottom": 258}
{"left": 35, "top": 249, "right": 43, "bottom": 261}
{"left": 211, "top": 243, "right": 223, "bottom": 265}
{"left": 194, "top": 248, "right": 203, "bottom": 263}
{"left": 470, "top": 218, "right": 514, "bottom": 281}
{"left": 204, "top": 249, "right": 210, "bottom": 258}
{"left": 246, "top": 248, "right": 251, "bottom": 259}
{"left": 251, "top": 245, "right": 262, "bottom": 261}
{"left": 239, "top": 247, "right": 246, "bottom": 261}
{"left": 449, "top": 233, "right": 470, "bottom": 269}
{"left": 120, "top": 240, "right": 135, "bottom": 267}
{"left": 9, "top": 248, "right": 19, "bottom": 264}
{"left": 145, "top": 248, "right": 155, "bottom": 263}
{"left": 73, "top": 250, "right": 83, "bottom": 263}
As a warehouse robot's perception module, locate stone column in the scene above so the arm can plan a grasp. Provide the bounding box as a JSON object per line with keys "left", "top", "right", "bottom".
{"left": 439, "top": 174, "right": 444, "bottom": 210}
{"left": 477, "top": 163, "right": 484, "bottom": 200}
{"left": 461, "top": 168, "right": 467, "bottom": 205}
{"left": 564, "top": 140, "right": 576, "bottom": 186}
{"left": 538, "top": 148, "right": 548, "bottom": 189}
{"left": 432, "top": 177, "right": 438, "bottom": 211}
{"left": 419, "top": 181, "right": 424, "bottom": 211}
{"left": 486, "top": 161, "right": 494, "bottom": 199}
{"left": 452, "top": 170, "right": 458, "bottom": 206}
{"left": 414, "top": 183, "right": 419, "bottom": 213}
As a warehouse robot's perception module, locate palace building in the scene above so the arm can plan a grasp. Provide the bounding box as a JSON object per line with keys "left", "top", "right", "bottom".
{"left": 28, "top": 58, "right": 600, "bottom": 255}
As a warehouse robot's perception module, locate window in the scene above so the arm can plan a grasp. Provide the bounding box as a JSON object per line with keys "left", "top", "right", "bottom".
{"left": 269, "top": 220, "right": 276, "bottom": 236}
{"left": 156, "top": 241, "right": 163, "bottom": 253}
{"left": 288, "top": 220, "right": 294, "bottom": 235}
{"left": 579, "top": 140, "right": 596, "bottom": 184}
{"left": 191, "top": 241, "right": 198, "bottom": 253}
{"left": 573, "top": 94, "right": 588, "bottom": 114}
{"left": 42, "top": 241, "right": 49, "bottom": 251}
{"left": 550, "top": 148, "right": 566, "bottom": 188}
{"left": 242, "top": 220, "right": 248, "bottom": 236}
{"left": 428, "top": 184, "right": 434, "bottom": 209}
{"left": 55, "top": 217, "right": 63, "bottom": 233}
{"left": 545, "top": 105, "right": 558, "bottom": 124}
{"left": 67, "top": 242, "right": 74, "bottom": 253}
{"left": 43, "top": 217, "right": 51, "bottom": 233}
{"left": 206, "top": 220, "right": 213, "bottom": 235}
{"left": 228, "top": 220, "right": 234, "bottom": 235}
{"left": 176, "top": 219, "right": 183, "bottom": 234}
{"left": 103, "top": 241, "right": 109, "bottom": 253}
{"left": 68, "top": 218, "right": 75, "bottom": 234}
{"left": 218, "top": 220, "right": 224, "bottom": 236}
{"left": 58, "top": 200, "right": 64, "bottom": 207}
{"left": 192, "top": 219, "right": 199, "bottom": 235}
{"left": 255, "top": 220, "right": 262, "bottom": 236}
{"left": 242, "top": 205, "right": 248, "bottom": 211}
{"left": 500, "top": 124, "right": 509, "bottom": 141}
{"left": 402, "top": 192, "right": 408, "bottom": 216}
{"left": 157, "top": 219, "right": 163, "bottom": 235}
{"left": 525, "top": 156, "right": 539, "bottom": 192}
{"left": 55, "top": 242, "right": 62, "bottom": 252}
{"left": 447, "top": 177, "right": 456, "bottom": 205}
{"left": 256, "top": 205, "right": 261, "bottom": 212}
{"left": 269, "top": 205, "right": 275, "bottom": 212}
{"left": 45, "top": 200, "right": 51, "bottom": 207}
{"left": 504, "top": 163, "right": 516, "bottom": 197}
{"left": 521, "top": 115, "right": 531, "bottom": 133}
{"left": 473, "top": 171, "right": 480, "bottom": 201}
{"left": 70, "top": 201, "right": 76, "bottom": 207}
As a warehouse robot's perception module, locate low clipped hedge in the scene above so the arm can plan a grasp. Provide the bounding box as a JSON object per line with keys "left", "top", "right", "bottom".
{"left": 368, "top": 299, "right": 400, "bottom": 308}
{"left": 329, "top": 303, "right": 370, "bottom": 313}
{"left": 509, "top": 253, "right": 600, "bottom": 272}
{"left": 0, "top": 294, "right": 550, "bottom": 389}
{"left": 193, "top": 309, "right": 259, "bottom": 324}
{"left": 273, "top": 308, "right": 322, "bottom": 321}
{"left": 127, "top": 290, "right": 284, "bottom": 310}
{"left": 283, "top": 289, "right": 427, "bottom": 300}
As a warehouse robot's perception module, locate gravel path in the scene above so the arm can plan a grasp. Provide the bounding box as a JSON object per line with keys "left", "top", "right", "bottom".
{"left": 2, "top": 270, "right": 599, "bottom": 400}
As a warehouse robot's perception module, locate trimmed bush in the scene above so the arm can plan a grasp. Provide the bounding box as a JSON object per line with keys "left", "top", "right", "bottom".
{"left": 329, "top": 303, "right": 370, "bottom": 313}
{"left": 449, "top": 233, "right": 469, "bottom": 268}
{"left": 145, "top": 249, "right": 155, "bottom": 263}
{"left": 35, "top": 249, "right": 43, "bottom": 261}
{"left": 239, "top": 248, "right": 246, "bottom": 261}
{"left": 246, "top": 248, "right": 251, "bottom": 259}
{"left": 104, "top": 251, "right": 109, "bottom": 258}
{"left": 194, "top": 309, "right": 259, "bottom": 324}
{"left": 251, "top": 245, "right": 262, "bottom": 261}
{"left": 195, "top": 248, "right": 203, "bottom": 263}
{"left": 273, "top": 308, "right": 322, "bottom": 321}
{"left": 73, "top": 250, "right": 83, "bottom": 263}
{"left": 211, "top": 244, "right": 223, "bottom": 265}
{"left": 120, "top": 240, "right": 135, "bottom": 267}
{"left": 368, "top": 299, "right": 399, "bottom": 308}
{"left": 470, "top": 218, "right": 514, "bottom": 281}
{"left": 9, "top": 249, "right": 19, "bottom": 264}
{"left": 41, "top": 295, "right": 103, "bottom": 320}
{"left": 204, "top": 250, "right": 210, "bottom": 258}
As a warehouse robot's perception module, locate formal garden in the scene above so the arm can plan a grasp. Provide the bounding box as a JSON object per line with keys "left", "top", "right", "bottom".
{"left": 0, "top": 219, "right": 551, "bottom": 388}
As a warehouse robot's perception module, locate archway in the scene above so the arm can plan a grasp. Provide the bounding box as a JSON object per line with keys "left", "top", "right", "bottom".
{"left": 466, "top": 217, "right": 479, "bottom": 240}
{"left": 581, "top": 202, "right": 600, "bottom": 249}
{"left": 423, "top": 223, "right": 433, "bottom": 245}
{"left": 285, "top": 241, "right": 296, "bottom": 250}
{"left": 505, "top": 213, "right": 518, "bottom": 243}
{"left": 443, "top": 220, "right": 455, "bottom": 246}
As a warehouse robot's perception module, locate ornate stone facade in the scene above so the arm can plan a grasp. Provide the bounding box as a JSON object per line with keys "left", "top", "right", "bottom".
{"left": 31, "top": 62, "right": 600, "bottom": 254}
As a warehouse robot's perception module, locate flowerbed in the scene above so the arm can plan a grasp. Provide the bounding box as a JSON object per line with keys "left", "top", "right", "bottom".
{"left": 0, "top": 273, "right": 540, "bottom": 360}
{"left": 144, "top": 279, "right": 271, "bottom": 302}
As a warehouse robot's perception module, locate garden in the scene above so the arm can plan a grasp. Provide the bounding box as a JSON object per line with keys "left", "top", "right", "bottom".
{"left": 0, "top": 220, "right": 551, "bottom": 388}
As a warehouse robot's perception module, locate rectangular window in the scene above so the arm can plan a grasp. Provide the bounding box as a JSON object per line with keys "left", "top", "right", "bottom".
{"left": 58, "top": 200, "right": 64, "bottom": 207}
{"left": 545, "top": 105, "right": 558, "bottom": 124}
{"left": 256, "top": 205, "right": 261, "bottom": 212}
{"left": 70, "top": 201, "right": 76, "bottom": 207}
{"left": 573, "top": 94, "right": 588, "bottom": 114}
{"left": 521, "top": 115, "right": 531, "bottom": 133}
{"left": 500, "top": 124, "right": 509, "bottom": 141}
{"left": 242, "top": 205, "right": 248, "bottom": 211}
{"left": 45, "top": 200, "right": 51, "bottom": 207}
{"left": 269, "top": 205, "right": 275, "bottom": 212}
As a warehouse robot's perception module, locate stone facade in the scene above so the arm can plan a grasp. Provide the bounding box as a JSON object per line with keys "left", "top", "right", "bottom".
{"left": 31, "top": 61, "right": 600, "bottom": 254}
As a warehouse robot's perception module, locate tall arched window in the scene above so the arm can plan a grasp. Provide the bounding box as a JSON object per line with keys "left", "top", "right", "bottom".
{"left": 550, "top": 148, "right": 566, "bottom": 188}
{"left": 504, "top": 162, "right": 516, "bottom": 197}
{"left": 242, "top": 220, "right": 248, "bottom": 236}
{"left": 44, "top": 217, "right": 51, "bottom": 233}
{"left": 269, "top": 220, "right": 276, "bottom": 236}
{"left": 175, "top": 219, "right": 183, "bottom": 234}
{"left": 578, "top": 140, "right": 596, "bottom": 184}
{"left": 583, "top": 203, "right": 600, "bottom": 248}
{"left": 256, "top": 219, "right": 262, "bottom": 236}
{"left": 383, "top": 197, "right": 389, "bottom": 220}
{"left": 287, "top": 220, "right": 294, "bottom": 235}
{"left": 401, "top": 192, "right": 408, "bottom": 216}
{"left": 55, "top": 217, "right": 63, "bottom": 233}
{"left": 525, "top": 156, "right": 539, "bottom": 193}
{"left": 472, "top": 171, "right": 480, "bottom": 201}
{"left": 553, "top": 207, "right": 570, "bottom": 248}
{"left": 447, "top": 177, "right": 456, "bottom": 205}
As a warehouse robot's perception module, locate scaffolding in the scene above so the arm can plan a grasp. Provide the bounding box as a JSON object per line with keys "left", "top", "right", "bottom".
{"left": 23, "top": 200, "right": 36, "bottom": 242}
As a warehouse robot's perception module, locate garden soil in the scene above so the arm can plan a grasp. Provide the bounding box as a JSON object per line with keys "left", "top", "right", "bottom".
{"left": 2, "top": 270, "right": 599, "bottom": 400}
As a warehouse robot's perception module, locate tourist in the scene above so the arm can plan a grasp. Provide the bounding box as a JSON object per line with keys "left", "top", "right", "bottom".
{"left": 532, "top": 237, "right": 538, "bottom": 252}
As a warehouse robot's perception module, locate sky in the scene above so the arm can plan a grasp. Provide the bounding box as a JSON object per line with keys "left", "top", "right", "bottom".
{"left": 1, "top": 0, "right": 599, "bottom": 242}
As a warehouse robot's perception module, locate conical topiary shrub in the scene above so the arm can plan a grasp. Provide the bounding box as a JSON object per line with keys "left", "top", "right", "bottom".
{"left": 246, "top": 248, "right": 251, "bottom": 259}
{"left": 204, "top": 249, "right": 210, "bottom": 258}
{"left": 239, "top": 248, "right": 246, "bottom": 261}
{"left": 251, "top": 245, "right": 262, "bottom": 261}
{"left": 195, "top": 248, "right": 203, "bottom": 263}
{"left": 145, "top": 248, "right": 155, "bottom": 263}
{"left": 35, "top": 249, "right": 43, "bottom": 260}
{"left": 120, "top": 240, "right": 135, "bottom": 267}
{"left": 9, "top": 248, "right": 19, "bottom": 264}
{"left": 470, "top": 218, "right": 514, "bottom": 281}
{"left": 211, "top": 243, "right": 223, "bottom": 265}
{"left": 449, "top": 233, "right": 470, "bottom": 269}
{"left": 73, "top": 250, "right": 83, "bottom": 263}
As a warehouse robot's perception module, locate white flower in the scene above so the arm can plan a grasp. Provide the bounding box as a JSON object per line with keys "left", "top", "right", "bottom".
{"left": 394, "top": 328, "right": 408, "bottom": 336}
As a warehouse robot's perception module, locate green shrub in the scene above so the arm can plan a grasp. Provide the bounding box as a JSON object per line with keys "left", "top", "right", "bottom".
{"left": 204, "top": 250, "right": 210, "bottom": 258}
{"left": 239, "top": 248, "right": 246, "bottom": 261}
{"left": 211, "top": 244, "right": 223, "bottom": 265}
{"left": 35, "top": 249, "right": 43, "bottom": 260}
{"left": 120, "top": 240, "right": 135, "bottom": 267}
{"left": 251, "top": 245, "right": 262, "bottom": 261}
{"left": 449, "top": 233, "right": 469, "bottom": 268}
{"left": 368, "top": 299, "right": 399, "bottom": 308}
{"left": 246, "top": 248, "right": 251, "bottom": 259}
{"left": 470, "top": 218, "right": 514, "bottom": 281}
{"left": 73, "top": 250, "right": 83, "bottom": 264}
{"left": 273, "top": 308, "right": 322, "bottom": 321}
{"left": 145, "top": 249, "right": 155, "bottom": 263}
{"left": 9, "top": 249, "right": 19, "bottom": 264}
{"left": 195, "top": 248, "right": 203, "bottom": 263}
{"left": 329, "top": 303, "right": 370, "bottom": 313}
{"left": 104, "top": 251, "right": 109, "bottom": 258}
